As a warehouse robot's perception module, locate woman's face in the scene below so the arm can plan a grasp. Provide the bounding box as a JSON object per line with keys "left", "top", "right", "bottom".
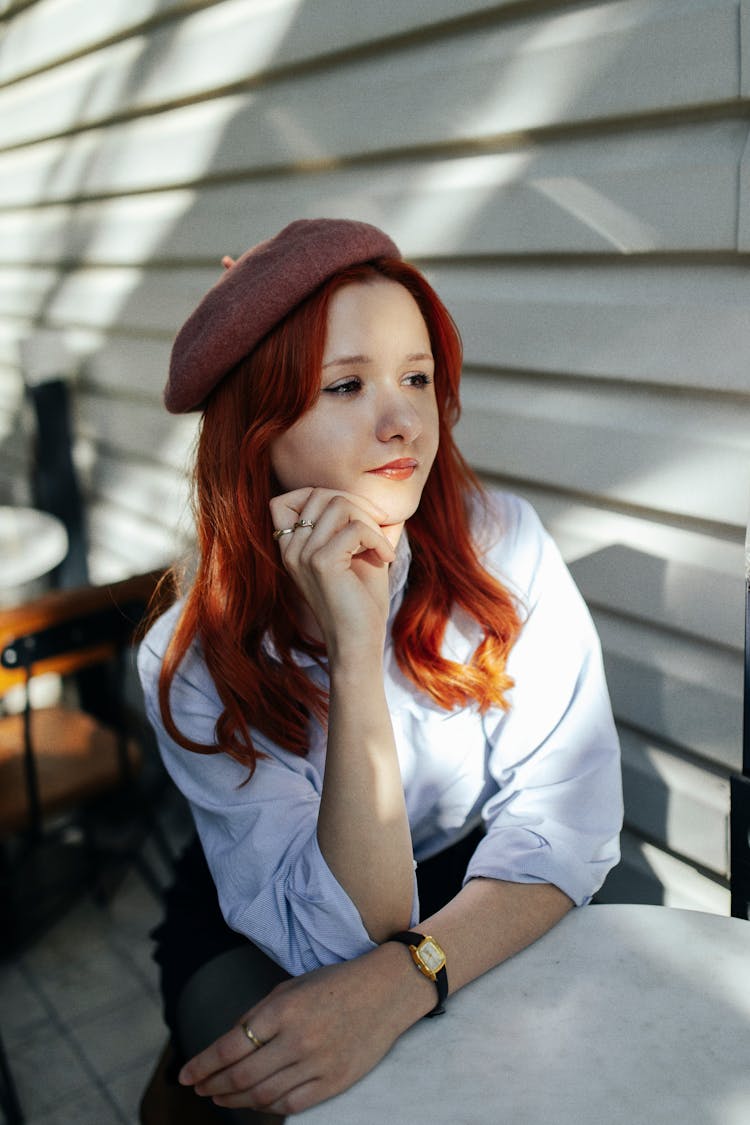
{"left": 269, "top": 278, "right": 439, "bottom": 539}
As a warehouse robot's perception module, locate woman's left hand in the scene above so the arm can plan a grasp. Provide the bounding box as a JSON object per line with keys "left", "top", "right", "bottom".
{"left": 178, "top": 945, "right": 426, "bottom": 1116}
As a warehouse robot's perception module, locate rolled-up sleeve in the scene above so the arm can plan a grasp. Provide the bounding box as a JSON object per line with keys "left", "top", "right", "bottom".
{"left": 465, "top": 497, "right": 623, "bottom": 905}
{"left": 138, "top": 620, "right": 418, "bottom": 976}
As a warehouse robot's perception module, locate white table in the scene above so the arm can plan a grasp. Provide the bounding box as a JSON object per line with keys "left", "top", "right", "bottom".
{"left": 0, "top": 506, "right": 68, "bottom": 605}
{"left": 296, "top": 905, "right": 750, "bottom": 1124}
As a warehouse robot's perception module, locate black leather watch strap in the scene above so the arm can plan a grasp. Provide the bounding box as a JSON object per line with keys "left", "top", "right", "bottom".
{"left": 389, "top": 930, "right": 448, "bottom": 1016}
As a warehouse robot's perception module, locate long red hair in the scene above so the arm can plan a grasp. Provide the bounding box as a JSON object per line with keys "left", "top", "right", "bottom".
{"left": 158, "top": 259, "right": 521, "bottom": 770}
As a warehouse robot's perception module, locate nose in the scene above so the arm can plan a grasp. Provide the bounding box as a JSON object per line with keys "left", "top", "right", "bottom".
{"left": 374, "top": 389, "right": 422, "bottom": 444}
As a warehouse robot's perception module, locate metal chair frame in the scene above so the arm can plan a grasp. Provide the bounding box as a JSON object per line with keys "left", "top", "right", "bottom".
{"left": 730, "top": 553, "right": 750, "bottom": 919}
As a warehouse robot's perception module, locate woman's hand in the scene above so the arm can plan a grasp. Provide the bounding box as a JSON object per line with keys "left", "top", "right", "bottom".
{"left": 178, "top": 881, "right": 575, "bottom": 1116}
{"left": 179, "top": 945, "right": 430, "bottom": 1116}
{"left": 269, "top": 486, "right": 396, "bottom": 660}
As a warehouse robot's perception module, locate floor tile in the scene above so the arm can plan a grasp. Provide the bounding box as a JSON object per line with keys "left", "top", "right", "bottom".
{"left": 4, "top": 789, "right": 183, "bottom": 1124}
{"left": 25, "top": 1081, "right": 127, "bottom": 1125}
{"left": 105, "top": 869, "right": 164, "bottom": 938}
{"left": 6, "top": 1019, "right": 93, "bottom": 1115}
{"left": 109, "top": 929, "right": 162, "bottom": 999}
{"left": 0, "top": 958, "right": 48, "bottom": 1043}
{"left": 21, "top": 895, "right": 112, "bottom": 969}
{"left": 23, "top": 922, "right": 146, "bottom": 1023}
{"left": 106, "top": 1053, "right": 159, "bottom": 1124}
{"left": 67, "top": 990, "right": 165, "bottom": 1082}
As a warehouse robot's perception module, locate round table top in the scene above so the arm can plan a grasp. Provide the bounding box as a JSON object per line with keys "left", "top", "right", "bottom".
{"left": 296, "top": 904, "right": 750, "bottom": 1125}
{"left": 0, "top": 506, "right": 68, "bottom": 592}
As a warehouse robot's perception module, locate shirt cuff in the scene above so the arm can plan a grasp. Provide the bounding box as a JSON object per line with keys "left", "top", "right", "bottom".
{"left": 464, "top": 826, "right": 619, "bottom": 907}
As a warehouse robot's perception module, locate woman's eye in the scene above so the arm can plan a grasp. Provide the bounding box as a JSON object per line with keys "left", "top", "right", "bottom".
{"left": 324, "top": 378, "right": 361, "bottom": 396}
{"left": 404, "top": 372, "right": 432, "bottom": 387}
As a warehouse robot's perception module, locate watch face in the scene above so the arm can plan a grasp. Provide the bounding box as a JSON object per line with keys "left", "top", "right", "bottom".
{"left": 418, "top": 938, "right": 446, "bottom": 973}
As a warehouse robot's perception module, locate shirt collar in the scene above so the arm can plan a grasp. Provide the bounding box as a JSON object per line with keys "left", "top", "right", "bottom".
{"left": 387, "top": 526, "right": 411, "bottom": 602}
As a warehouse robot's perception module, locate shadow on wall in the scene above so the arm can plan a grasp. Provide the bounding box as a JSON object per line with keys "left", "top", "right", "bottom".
{"left": 9, "top": 0, "right": 745, "bottom": 542}
{"left": 2, "top": 1, "right": 745, "bottom": 901}
{"left": 570, "top": 542, "right": 740, "bottom": 907}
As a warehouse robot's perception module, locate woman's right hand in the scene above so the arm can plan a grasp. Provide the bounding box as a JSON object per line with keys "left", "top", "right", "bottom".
{"left": 269, "top": 486, "right": 396, "bottom": 659}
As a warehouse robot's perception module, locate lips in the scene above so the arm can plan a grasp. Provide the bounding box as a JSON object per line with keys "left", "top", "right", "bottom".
{"left": 367, "top": 458, "right": 418, "bottom": 480}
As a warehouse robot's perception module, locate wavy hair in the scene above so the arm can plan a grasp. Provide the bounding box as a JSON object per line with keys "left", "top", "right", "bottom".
{"left": 158, "top": 259, "right": 521, "bottom": 771}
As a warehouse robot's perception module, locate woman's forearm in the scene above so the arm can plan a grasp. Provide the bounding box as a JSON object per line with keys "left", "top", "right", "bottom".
{"left": 317, "top": 656, "right": 415, "bottom": 941}
{"left": 425, "top": 875, "right": 573, "bottom": 992}
{"left": 374, "top": 875, "right": 574, "bottom": 1034}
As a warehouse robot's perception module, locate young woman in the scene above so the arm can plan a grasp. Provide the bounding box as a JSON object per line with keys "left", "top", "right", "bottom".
{"left": 138, "top": 218, "right": 622, "bottom": 1121}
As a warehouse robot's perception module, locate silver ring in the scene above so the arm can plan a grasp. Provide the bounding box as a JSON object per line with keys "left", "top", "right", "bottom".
{"left": 272, "top": 526, "right": 295, "bottom": 541}
{"left": 240, "top": 1021, "right": 265, "bottom": 1049}
{"left": 293, "top": 519, "right": 315, "bottom": 530}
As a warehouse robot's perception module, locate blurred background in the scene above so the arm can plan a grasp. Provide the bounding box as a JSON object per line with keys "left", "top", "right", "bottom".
{"left": 0, "top": 0, "right": 748, "bottom": 1118}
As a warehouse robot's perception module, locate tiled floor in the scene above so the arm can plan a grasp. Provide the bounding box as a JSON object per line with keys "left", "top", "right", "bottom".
{"left": 1, "top": 795, "right": 192, "bottom": 1125}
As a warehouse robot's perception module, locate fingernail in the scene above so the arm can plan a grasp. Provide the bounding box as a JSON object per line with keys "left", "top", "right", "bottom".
{"left": 178, "top": 1067, "right": 191, "bottom": 1085}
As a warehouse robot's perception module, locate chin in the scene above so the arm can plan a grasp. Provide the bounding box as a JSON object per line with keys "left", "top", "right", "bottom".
{"left": 379, "top": 496, "right": 423, "bottom": 528}
{"left": 345, "top": 478, "right": 427, "bottom": 527}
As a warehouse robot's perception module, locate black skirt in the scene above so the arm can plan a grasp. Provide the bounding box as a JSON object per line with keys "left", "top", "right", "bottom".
{"left": 152, "top": 826, "right": 485, "bottom": 1036}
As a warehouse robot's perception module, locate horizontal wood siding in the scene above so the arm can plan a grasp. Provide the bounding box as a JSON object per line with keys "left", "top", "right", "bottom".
{"left": 0, "top": 0, "right": 746, "bottom": 911}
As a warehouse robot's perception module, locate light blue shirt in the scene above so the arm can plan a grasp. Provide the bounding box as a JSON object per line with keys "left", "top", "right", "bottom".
{"left": 138, "top": 491, "right": 622, "bottom": 976}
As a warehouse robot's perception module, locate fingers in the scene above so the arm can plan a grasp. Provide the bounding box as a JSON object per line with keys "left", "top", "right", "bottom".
{"left": 198, "top": 1054, "right": 311, "bottom": 1110}
{"left": 238, "top": 1020, "right": 265, "bottom": 1050}
{"left": 179, "top": 1019, "right": 265, "bottom": 1087}
{"left": 271, "top": 489, "right": 395, "bottom": 567}
{"left": 270, "top": 486, "right": 388, "bottom": 538}
{"left": 180, "top": 1016, "right": 321, "bottom": 1116}
{"left": 213, "top": 1074, "right": 322, "bottom": 1116}
{"left": 295, "top": 513, "right": 395, "bottom": 569}
{"left": 192, "top": 1041, "right": 288, "bottom": 1101}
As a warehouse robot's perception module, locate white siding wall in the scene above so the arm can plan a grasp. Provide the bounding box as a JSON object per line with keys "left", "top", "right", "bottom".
{"left": 0, "top": 0, "right": 746, "bottom": 911}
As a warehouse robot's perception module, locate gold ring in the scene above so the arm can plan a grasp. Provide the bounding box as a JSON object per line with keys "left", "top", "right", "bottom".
{"left": 293, "top": 519, "right": 315, "bottom": 530}
{"left": 272, "top": 527, "right": 295, "bottom": 541}
{"left": 240, "top": 1021, "right": 265, "bottom": 1049}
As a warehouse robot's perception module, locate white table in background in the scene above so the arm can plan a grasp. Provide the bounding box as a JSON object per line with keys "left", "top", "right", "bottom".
{"left": 0, "top": 506, "right": 68, "bottom": 606}
{"left": 296, "top": 904, "right": 750, "bottom": 1125}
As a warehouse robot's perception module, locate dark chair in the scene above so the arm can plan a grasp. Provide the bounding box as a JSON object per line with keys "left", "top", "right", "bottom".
{"left": 0, "top": 567, "right": 176, "bottom": 950}
{"left": 26, "top": 377, "right": 88, "bottom": 591}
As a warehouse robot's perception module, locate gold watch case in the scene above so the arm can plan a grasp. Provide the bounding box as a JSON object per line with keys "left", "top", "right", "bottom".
{"left": 409, "top": 935, "right": 446, "bottom": 981}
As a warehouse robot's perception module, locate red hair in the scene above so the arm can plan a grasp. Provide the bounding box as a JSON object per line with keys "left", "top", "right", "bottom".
{"left": 158, "top": 260, "right": 521, "bottom": 770}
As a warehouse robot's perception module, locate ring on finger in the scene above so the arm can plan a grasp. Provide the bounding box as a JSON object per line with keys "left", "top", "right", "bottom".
{"left": 239, "top": 1021, "right": 265, "bottom": 1049}
{"left": 272, "top": 526, "right": 295, "bottom": 541}
{"left": 293, "top": 518, "right": 315, "bottom": 530}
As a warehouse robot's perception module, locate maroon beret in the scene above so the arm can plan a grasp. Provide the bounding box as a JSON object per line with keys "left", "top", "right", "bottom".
{"left": 164, "top": 218, "right": 400, "bottom": 413}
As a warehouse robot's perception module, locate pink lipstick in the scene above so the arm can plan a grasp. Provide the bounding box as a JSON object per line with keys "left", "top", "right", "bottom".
{"left": 367, "top": 458, "right": 418, "bottom": 481}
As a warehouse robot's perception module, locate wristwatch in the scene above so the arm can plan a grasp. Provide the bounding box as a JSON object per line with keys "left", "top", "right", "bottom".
{"left": 389, "top": 931, "right": 448, "bottom": 1016}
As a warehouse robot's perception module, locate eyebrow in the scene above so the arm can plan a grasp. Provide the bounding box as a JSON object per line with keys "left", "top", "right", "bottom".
{"left": 322, "top": 352, "right": 434, "bottom": 369}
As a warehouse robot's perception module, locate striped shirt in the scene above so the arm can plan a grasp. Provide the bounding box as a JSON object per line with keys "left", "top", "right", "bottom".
{"left": 138, "top": 491, "right": 622, "bottom": 976}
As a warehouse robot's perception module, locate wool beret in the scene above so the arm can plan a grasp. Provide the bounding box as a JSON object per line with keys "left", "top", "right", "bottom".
{"left": 164, "top": 218, "right": 401, "bottom": 413}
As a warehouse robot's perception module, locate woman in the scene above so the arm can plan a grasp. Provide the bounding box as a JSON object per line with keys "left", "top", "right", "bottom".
{"left": 139, "top": 218, "right": 622, "bottom": 1120}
